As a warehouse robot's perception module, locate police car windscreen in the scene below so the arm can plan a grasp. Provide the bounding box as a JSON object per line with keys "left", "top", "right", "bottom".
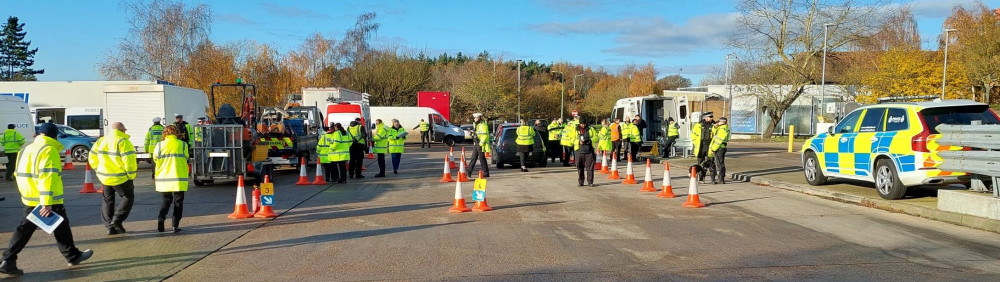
{"left": 921, "top": 105, "right": 1000, "bottom": 134}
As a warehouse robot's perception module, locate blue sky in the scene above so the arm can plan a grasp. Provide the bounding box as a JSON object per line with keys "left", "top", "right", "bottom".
{"left": 5, "top": 0, "right": 995, "bottom": 85}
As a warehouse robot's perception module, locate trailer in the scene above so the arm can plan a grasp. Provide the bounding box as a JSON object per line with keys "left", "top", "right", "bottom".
{"left": 192, "top": 81, "right": 267, "bottom": 186}
{"left": 257, "top": 104, "right": 323, "bottom": 166}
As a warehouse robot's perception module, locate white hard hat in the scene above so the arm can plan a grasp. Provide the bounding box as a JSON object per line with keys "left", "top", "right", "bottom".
{"left": 153, "top": 117, "right": 161, "bottom": 123}
{"left": 472, "top": 113, "right": 483, "bottom": 118}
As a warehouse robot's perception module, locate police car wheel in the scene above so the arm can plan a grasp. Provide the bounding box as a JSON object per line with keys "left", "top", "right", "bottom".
{"left": 803, "top": 152, "right": 827, "bottom": 185}
{"left": 875, "top": 159, "right": 907, "bottom": 200}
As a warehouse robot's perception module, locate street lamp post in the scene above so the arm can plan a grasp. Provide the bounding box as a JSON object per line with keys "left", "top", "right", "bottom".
{"left": 942, "top": 28, "right": 958, "bottom": 100}
{"left": 573, "top": 74, "right": 584, "bottom": 113}
{"left": 553, "top": 71, "right": 565, "bottom": 120}
{"left": 822, "top": 23, "right": 834, "bottom": 119}
{"left": 725, "top": 54, "right": 733, "bottom": 118}
{"left": 516, "top": 59, "right": 523, "bottom": 121}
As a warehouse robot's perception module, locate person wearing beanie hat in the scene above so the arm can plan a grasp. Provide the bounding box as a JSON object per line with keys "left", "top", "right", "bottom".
{"left": 2, "top": 123, "right": 26, "bottom": 181}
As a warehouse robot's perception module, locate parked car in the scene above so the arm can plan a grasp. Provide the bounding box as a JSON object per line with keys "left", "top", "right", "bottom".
{"left": 490, "top": 123, "right": 547, "bottom": 169}
{"left": 35, "top": 124, "right": 98, "bottom": 162}
{"left": 800, "top": 99, "right": 1000, "bottom": 200}
{"left": 460, "top": 124, "right": 474, "bottom": 142}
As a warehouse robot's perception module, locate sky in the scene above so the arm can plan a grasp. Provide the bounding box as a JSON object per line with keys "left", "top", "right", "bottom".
{"left": 4, "top": 0, "right": 997, "bottom": 85}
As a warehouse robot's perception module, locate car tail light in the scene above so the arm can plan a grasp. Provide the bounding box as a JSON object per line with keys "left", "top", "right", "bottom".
{"left": 912, "top": 112, "right": 931, "bottom": 153}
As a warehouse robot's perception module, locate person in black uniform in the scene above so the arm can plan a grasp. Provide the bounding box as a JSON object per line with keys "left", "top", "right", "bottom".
{"left": 575, "top": 119, "right": 596, "bottom": 187}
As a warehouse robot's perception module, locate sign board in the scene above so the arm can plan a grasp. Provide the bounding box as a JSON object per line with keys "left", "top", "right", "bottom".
{"left": 826, "top": 103, "right": 837, "bottom": 114}
{"left": 472, "top": 178, "right": 487, "bottom": 202}
{"left": 260, "top": 183, "right": 274, "bottom": 207}
{"left": 261, "top": 195, "right": 274, "bottom": 206}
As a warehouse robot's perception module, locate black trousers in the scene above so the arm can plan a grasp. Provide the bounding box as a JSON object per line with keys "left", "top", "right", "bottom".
{"left": 562, "top": 146, "right": 574, "bottom": 165}
{"left": 5, "top": 152, "right": 17, "bottom": 180}
{"left": 334, "top": 161, "right": 348, "bottom": 183}
{"left": 349, "top": 144, "right": 364, "bottom": 178}
{"left": 547, "top": 140, "right": 561, "bottom": 161}
{"left": 158, "top": 191, "right": 184, "bottom": 228}
{"left": 391, "top": 153, "right": 402, "bottom": 172}
{"left": 377, "top": 153, "right": 386, "bottom": 175}
{"left": 576, "top": 152, "right": 596, "bottom": 185}
{"left": 2, "top": 205, "right": 84, "bottom": 263}
{"left": 711, "top": 147, "right": 728, "bottom": 182}
{"left": 322, "top": 162, "right": 337, "bottom": 182}
{"left": 420, "top": 131, "right": 430, "bottom": 147}
{"left": 663, "top": 136, "right": 678, "bottom": 158}
{"left": 467, "top": 145, "right": 489, "bottom": 176}
{"left": 612, "top": 140, "right": 622, "bottom": 160}
{"left": 102, "top": 179, "right": 135, "bottom": 229}
{"left": 629, "top": 141, "right": 641, "bottom": 162}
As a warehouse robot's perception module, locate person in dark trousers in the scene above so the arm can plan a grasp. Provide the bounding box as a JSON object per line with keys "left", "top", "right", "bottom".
{"left": 691, "top": 112, "right": 715, "bottom": 182}
{"left": 2, "top": 124, "right": 25, "bottom": 181}
{"left": 533, "top": 119, "right": 548, "bottom": 153}
{"left": 89, "top": 122, "right": 138, "bottom": 235}
{"left": 515, "top": 119, "right": 536, "bottom": 172}
{"left": 575, "top": 119, "right": 598, "bottom": 187}
{"left": 414, "top": 119, "right": 430, "bottom": 148}
{"left": 634, "top": 115, "right": 647, "bottom": 138}
{"left": 331, "top": 123, "right": 351, "bottom": 183}
{"left": 387, "top": 119, "right": 406, "bottom": 173}
{"left": 319, "top": 124, "right": 338, "bottom": 183}
{"left": 371, "top": 119, "right": 389, "bottom": 177}
{"left": 546, "top": 118, "right": 563, "bottom": 163}
{"left": 1, "top": 123, "right": 93, "bottom": 276}
{"left": 709, "top": 117, "right": 731, "bottom": 184}
{"left": 662, "top": 117, "right": 679, "bottom": 158}
{"left": 348, "top": 120, "right": 366, "bottom": 179}
{"left": 610, "top": 118, "right": 622, "bottom": 161}
{"left": 466, "top": 113, "right": 490, "bottom": 177}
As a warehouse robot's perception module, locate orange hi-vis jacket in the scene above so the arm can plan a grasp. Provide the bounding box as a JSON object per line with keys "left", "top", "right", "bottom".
{"left": 610, "top": 122, "right": 621, "bottom": 141}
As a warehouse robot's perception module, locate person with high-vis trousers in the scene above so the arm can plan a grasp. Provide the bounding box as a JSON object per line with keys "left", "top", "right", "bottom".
{"left": 88, "top": 122, "right": 137, "bottom": 235}
{"left": 573, "top": 119, "right": 598, "bottom": 187}
{"left": 1, "top": 123, "right": 93, "bottom": 276}
{"left": 348, "top": 120, "right": 366, "bottom": 179}
{"left": 2, "top": 123, "right": 25, "bottom": 181}
{"left": 152, "top": 125, "right": 188, "bottom": 233}
{"left": 387, "top": 119, "right": 406, "bottom": 174}
{"left": 331, "top": 123, "right": 352, "bottom": 183}
{"left": 466, "top": 113, "right": 490, "bottom": 177}
{"left": 515, "top": 119, "right": 536, "bottom": 172}
{"left": 371, "top": 119, "right": 389, "bottom": 177}
{"left": 708, "top": 117, "right": 731, "bottom": 184}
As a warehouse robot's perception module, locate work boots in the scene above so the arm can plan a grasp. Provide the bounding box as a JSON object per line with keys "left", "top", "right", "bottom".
{"left": 0, "top": 260, "right": 23, "bottom": 276}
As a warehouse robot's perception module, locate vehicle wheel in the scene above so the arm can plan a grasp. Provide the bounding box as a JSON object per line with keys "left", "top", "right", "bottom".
{"left": 875, "top": 158, "right": 907, "bottom": 200}
{"left": 803, "top": 151, "right": 827, "bottom": 186}
{"left": 443, "top": 136, "right": 456, "bottom": 147}
{"left": 72, "top": 146, "right": 90, "bottom": 162}
{"left": 193, "top": 180, "right": 206, "bottom": 186}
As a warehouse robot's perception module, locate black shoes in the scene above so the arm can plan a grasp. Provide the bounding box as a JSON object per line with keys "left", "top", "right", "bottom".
{"left": 393, "top": 170, "right": 398, "bottom": 174}
{"left": 521, "top": 168, "right": 529, "bottom": 172}
{"left": 114, "top": 223, "right": 126, "bottom": 234}
{"left": 157, "top": 221, "right": 165, "bottom": 232}
{"left": 589, "top": 183, "right": 595, "bottom": 187}
{"left": 579, "top": 183, "right": 584, "bottom": 186}
{"left": 173, "top": 227, "right": 182, "bottom": 233}
{"left": 68, "top": 249, "right": 93, "bottom": 266}
{"left": 374, "top": 174, "right": 385, "bottom": 178}
{"left": 107, "top": 228, "right": 119, "bottom": 235}
{"left": 0, "top": 260, "right": 23, "bottom": 276}
{"left": 356, "top": 175, "right": 365, "bottom": 179}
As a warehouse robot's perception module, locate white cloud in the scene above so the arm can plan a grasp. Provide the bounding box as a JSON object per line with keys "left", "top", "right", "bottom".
{"left": 528, "top": 13, "right": 738, "bottom": 57}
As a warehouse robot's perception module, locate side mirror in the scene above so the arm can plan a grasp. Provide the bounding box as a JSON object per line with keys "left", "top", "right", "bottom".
{"left": 826, "top": 126, "right": 835, "bottom": 135}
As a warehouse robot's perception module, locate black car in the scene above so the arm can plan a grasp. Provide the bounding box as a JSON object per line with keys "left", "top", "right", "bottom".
{"left": 490, "top": 124, "right": 547, "bottom": 169}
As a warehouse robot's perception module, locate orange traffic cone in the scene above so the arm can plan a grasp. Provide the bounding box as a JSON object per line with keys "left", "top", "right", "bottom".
{"left": 472, "top": 171, "right": 492, "bottom": 212}
{"left": 458, "top": 148, "right": 470, "bottom": 182}
{"left": 254, "top": 175, "right": 277, "bottom": 218}
{"left": 246, "top": 162, "right": 255, "bottom": 173}
{"left": 449, "top": 147, "right": 458, "bottom": 169}
{"left": 599, "top": 152, "right": 610, "bottom": 174}
{"left": 640, "top": 159, "right": 656, "bottom": 192}
{"left": 62, "top": 150, "right": 75, "bottom": 170}
{"left": 228, "top": 176, "right": 254, "bottom": 219}
{"left": 80, "top": 164, "right": 99, "bottom": 193}
{"left": 594, "top": 151, "right": 604, "bottom": 171}
{"left": 682, "top": 167, "right": 705, "bottom": 208}
{"left": 312, "top": 157, "right": 328, "bottom": 185}
{"left": 622, "top": 155, "right": 637, "bottom": 184}
{"left": 295, "top": 157, "right": 310, "bottom": 185}
{"left": 485, "top": 151, "right": 491, "bottom": 158}
{"left": 440, "top": 155, "right": 454, "bottom": 182}
{"left": 657, "top": 162, "right": 677, "bottom": 198}
{"left": 608, "top": 152, "right": 621, "bottom": 180}
{"left": 448, "top": 174, "right": 471, "bottom": 213}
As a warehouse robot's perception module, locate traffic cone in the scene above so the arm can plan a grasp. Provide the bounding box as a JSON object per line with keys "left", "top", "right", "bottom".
{"left": 485, "top": 151, "right": 491, "bottom": 158}
{"left": 608, "top": 152, "right": 621, "bottom": 180}
{"left": 246, "top": 162, "right": 255, "bottom": 173}
{"left": 312, "top": 158, "right": 327, "bottom": 185}
{"left": 449, "top": 147, "right": 459, "bottom": 169}
{"left": 440, "top": 155, "right": 454, "bottom": 182}
{"left": 228, "top": 176, "right": 254, "bottom": 219}
{"left": 254, "top": 175, "right": 277, "bottom": 218}
{"left": 79, "top": 163, "right": 99, "bottom": 193}
{"left": 295, "top": 157, "right": 310, "bottom": 185}
{"left": 682, "top": 166, "right": 705, "bottom": 208}
{"left": 251, "top": 185, "right": 261, "bottom": 214}
{"left": 457, "top": 151, "right": 470, "bottom": 182}
{"left": 448, "top": 175, "right": 471, "bottom": 213}
{"left": 594, "top": 151, "right": 604, "bottom": 171}
{"left": 472, "top": 171, "right": 492, "bottom": 212}
{"left": 622, "top": 155, "right": 637, "bottom": 184}
{"left": 62, "top": 150, "right": 75, "bottom": 170}
{"left": 599, "top": 152, "right": 610, "bottom": 174}
{"left": 657, "top": 162, "right": 677, "bottom": 198}
{"left": 640, "top": 159, "right": 656, "bottom": 192}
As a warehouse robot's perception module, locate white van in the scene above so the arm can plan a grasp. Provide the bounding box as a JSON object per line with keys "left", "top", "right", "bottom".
{"left": 0, "top": 96, "right": 35, "bottom": 164}
{"left": 369, "top": 106, "right": 465, "bottom": 146}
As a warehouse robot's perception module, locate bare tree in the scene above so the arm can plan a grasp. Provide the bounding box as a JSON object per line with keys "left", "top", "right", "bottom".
{"left": 730, "top": 0, "right": 892, "bottom": 137}
{"left": 99, "top": 0, "right": 211, "bottom": 81}
{"left": 656, "top": 74, "right": 692, "bottom": 90}
{"left": 339, "top": 12, "right": 379, "bottom": 69}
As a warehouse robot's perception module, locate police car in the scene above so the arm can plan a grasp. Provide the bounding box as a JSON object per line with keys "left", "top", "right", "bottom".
{"left": 801, "top": 99, "right": 1000, "bottom": 200}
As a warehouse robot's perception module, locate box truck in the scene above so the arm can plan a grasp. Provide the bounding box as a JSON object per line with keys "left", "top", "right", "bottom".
{"left": 301, "top": 87, "right": 365, "bottom": 118}
{"left": 610, "top": 94, "right": 691, "bottom": 153}
{"left": 369, "top": 106, "right": 465, "bottom": 146}
{"left": 0, "top": 80, "right": 209, "bottom": 160}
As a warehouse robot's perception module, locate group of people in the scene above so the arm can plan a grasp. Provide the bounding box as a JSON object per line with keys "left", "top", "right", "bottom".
{"left": 691, "top": 112, "right": 730, "bottom": 184}
{"left": 317, "top": 118, "right": 407, "bottom": 183}
{"left": 0, "top": 115, "right": 199, "bottom": 276}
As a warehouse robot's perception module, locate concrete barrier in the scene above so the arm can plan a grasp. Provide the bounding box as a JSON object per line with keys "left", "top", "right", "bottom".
{"left": 938, "top": 190, "right": 1000, "bottom": 220}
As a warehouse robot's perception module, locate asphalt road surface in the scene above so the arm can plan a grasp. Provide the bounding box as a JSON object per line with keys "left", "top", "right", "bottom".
{"left": 2, "top": 143, "right": 999, "bottom": 281}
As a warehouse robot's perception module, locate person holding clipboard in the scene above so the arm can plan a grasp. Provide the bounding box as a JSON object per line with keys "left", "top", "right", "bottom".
{"left": 1, "top": 123, "right": 93, "bottom": 276}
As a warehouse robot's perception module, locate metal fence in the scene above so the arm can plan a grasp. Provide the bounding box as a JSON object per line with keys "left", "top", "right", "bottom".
{"left": 936, "top": 124, "right": 1000, "bottom": 198}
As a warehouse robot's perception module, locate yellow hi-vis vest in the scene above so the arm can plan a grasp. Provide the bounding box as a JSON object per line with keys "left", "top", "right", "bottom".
{"left": 628, "top": 123, "right": 641, "bottom": 142}
{"left": 2, "top": 129, "right": 26, "bottom": 153}
{"left": 388, "top": 126, "right": 406, "bottom": 154}
{"left": 547, "top": 122, "right": 562, "bottom": 141}
{"left": 88, "top": 129, "right": 138, "bottom": 186}
{"left": 331, "top": 131, "right": 353, "bottom": 162}
{"left": 516, "top": 125, "right": 535, "bottom": 146}
{"left": 667, "top": 122, "right": 679, "bottom": 137}
{"left": 372, "top": 124, "right": 389, "bottom": 154}
{"left": 145, "top": 124, "right": 164, "bottom": 153}
{"left": 560, "top": 121, "right": 577, "bottom": 146}
{"left": 318, "top": 132, "right": 335, "bottom": 163}
{"left": 475, "top": 122, "right": 491, "bottom": 152}
{"left": 153, "top": 136, "right": 189, "bottom": 192}
{"left": 709, "top": 124, "right": 731, "bottom": 152}
{"left": 598, "top": 126, "right": 612, "bottom": 151}
{"left": 15, "top": 136, "right": 65, "bottom": 206}
{"left": 418, "top": 121, "right": 429, "bottom": 131}
{"left": 349, "top": 125, "right": 364, "bottom": 144}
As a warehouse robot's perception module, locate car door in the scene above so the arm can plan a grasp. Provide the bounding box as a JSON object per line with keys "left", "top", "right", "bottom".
{"left": 822, "top": 109, "right": 864, "bottom": 175}
{"left": 852, "top": 107, "right": 887, "bottom": 177}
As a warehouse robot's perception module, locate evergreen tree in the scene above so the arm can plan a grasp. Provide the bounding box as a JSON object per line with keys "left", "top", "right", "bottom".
{"left": 0, "top": 16, "right": 44, "bottom": 81}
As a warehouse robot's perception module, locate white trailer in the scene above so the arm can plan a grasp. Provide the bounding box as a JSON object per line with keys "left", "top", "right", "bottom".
{"left": 0, "top": 81, "right": 209, "bottom": 159}
{"left": 301, "top": 87, "right": 364, "bottom": 118}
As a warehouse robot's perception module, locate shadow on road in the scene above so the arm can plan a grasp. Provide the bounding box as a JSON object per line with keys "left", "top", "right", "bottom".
{"left": 216, "top": 221, "right": 473, "bottom": 255}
